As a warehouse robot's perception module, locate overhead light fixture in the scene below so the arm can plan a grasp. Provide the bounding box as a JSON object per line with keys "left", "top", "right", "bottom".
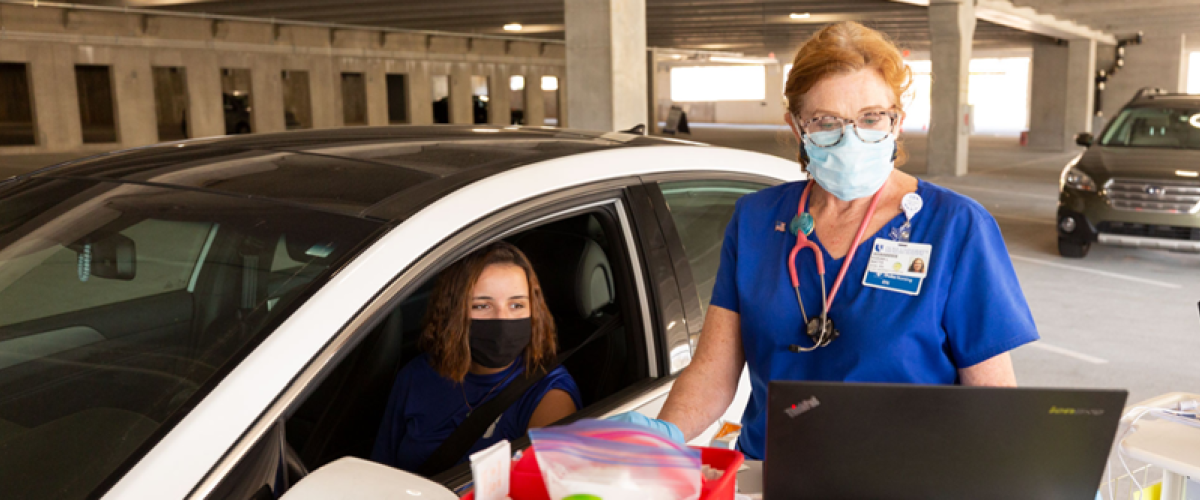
{"left": 708, "top": 56, "right": 771, "bottom": 64}
{"left": 790, "top": 13, "right": 811, "bottom": 19}
{"left": 1177, "top": 170, "right": 1199, "bottom": 178}
{"left": 504, "top": 23, "right": 523, "bottom": 31}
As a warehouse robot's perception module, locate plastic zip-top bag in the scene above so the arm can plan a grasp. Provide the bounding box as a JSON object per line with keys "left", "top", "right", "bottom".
{"left": 529, "top": 419, "right": 702, "bottom": 500}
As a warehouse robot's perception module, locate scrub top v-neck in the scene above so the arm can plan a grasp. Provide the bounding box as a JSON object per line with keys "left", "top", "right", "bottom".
{"left": 709, "top": 179, "right": 1039, "bottom": 460}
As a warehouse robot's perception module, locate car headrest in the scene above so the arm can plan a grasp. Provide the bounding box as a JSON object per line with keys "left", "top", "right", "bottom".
{"left": 509, "top": 231, "right": 614, "bottom": 320}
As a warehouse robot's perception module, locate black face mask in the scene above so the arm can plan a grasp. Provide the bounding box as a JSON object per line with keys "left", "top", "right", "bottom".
{"left": 468, "top": 318, "right": 532, "bottom": 369}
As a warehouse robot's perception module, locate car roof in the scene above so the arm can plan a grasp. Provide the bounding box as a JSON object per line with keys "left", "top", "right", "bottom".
{"left": 1128, "top": 94, "right": 1200, "bottom": 108}
{"left": 18, "top": 126, "right": 699, "bottom": 222}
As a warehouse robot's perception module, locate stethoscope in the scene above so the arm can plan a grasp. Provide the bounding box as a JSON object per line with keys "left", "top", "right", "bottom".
{"left": 786, "top": 181, "right": 885, "bottom": 352}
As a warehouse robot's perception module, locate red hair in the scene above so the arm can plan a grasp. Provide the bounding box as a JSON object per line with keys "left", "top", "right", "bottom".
{"left": 785, "top": 22, "right": 912, "bottom": 167}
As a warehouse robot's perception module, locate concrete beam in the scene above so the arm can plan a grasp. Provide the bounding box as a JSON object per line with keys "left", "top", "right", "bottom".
{"left": 888, "top": 0, "right": 1116, "bottom": 44}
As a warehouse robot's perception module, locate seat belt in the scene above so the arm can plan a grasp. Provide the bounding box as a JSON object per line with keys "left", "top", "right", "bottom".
{"left": 416, "top": 315, "right": 621, "bottom": 476}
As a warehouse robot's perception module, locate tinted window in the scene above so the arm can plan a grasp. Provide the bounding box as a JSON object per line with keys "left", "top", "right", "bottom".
{"left": 660, "top": 180, "right": 768, "bottom": 313}
{"left": 0, "top": 179, "right": 382, "bottom": 499}
{"left": 1101, "top": 107, "right": 1200, "bottom": 148}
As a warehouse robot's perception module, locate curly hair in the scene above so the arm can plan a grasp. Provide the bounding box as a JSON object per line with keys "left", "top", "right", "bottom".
{"left": 418, "top": 241, "right": 557, "bottom": 383}
{"left": 785, "top": 21, "right": 913, "bottom": 167}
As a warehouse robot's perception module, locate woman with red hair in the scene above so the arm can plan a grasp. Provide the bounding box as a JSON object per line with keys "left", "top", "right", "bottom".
{"left": 616, "top": 22, "right": 1039, "bottom": 460}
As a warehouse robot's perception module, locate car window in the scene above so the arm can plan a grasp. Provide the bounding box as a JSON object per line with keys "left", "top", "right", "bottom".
{"left": 659, "top": 180, "right": 769, "bottom": 313}
{"left": 279, "top": 205, "right": 652, "bottom": 487}
{"left": 1100, "top": 107, "right": 1200, "bottom": 148}
{"left": 0, "top": 178, "right": 382, "bottom": 500}
{"left": 0, "top": 219, "right": 213, "bottom": 327}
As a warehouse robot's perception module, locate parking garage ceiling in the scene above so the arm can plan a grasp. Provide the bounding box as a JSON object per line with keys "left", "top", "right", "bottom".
{"left": 67, "top": 0, "right": 1055, "bottom": 55}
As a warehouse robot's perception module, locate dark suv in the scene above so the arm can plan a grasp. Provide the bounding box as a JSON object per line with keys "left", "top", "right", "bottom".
{"left": 1057, "top": 88, "right": 1200, "bottom": 257}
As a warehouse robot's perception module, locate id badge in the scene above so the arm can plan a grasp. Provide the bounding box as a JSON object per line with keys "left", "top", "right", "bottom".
{"left": 862, "top": 238, "right": 932, "bottom": 296}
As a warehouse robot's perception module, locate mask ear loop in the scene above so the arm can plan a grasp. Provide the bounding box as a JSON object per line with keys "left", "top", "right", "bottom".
{"left": 788, "top": 114, "right": 811, "bottom": 168}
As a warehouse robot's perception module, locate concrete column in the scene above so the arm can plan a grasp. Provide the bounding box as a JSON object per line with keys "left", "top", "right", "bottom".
{"left": 365, "top": 64, "right": 389, "bottom": 126}
{"left": 252, "top": 59, "right": 285, "bottom": 133}
{"left": 489, "top": 67, "right": 512, "bottom": 126}
{"left": 113, "top": 50, "right": 157, "bottom": 147}
{"left": 449, "top": 64, "right": 473, "bottom": 124}
{"left": 927, "top": 0, "right": 975, "bottom": 177}
{"left": 565, "top": 0, "right": 648, "bottom": 132}
{"left": 1099, "top": 34, "right": 1186, "bottom": 120}
{"left": 32, "top": 45, "right": 83, "bottom": 150}
{"left": 185, "top": 53, "right": 225, "bottom": 138}
{"left": 407, "top": 63, "right": 433, "bottom": 126}
{"left": 524, "top": 71, "right": 545, "bottom": 126}
{"left": 1029, "top": 39, "right": 1095, "bottom": 151}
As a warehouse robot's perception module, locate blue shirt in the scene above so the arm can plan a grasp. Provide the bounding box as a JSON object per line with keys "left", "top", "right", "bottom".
{"left": 711, "top": 180, "right": 1039, "bottom": 460}
{"left": 371, "top": 354, "right": 582, "bottom": 472}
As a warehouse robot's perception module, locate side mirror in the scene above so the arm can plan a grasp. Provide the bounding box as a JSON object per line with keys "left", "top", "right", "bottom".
{"left": 70, "top": 233, "right": 136, "bottom": 281}
{"left": 281, "top": 457, "right": 458, "bottom": 500}
{"left": 1075, "top": 132, "right": 1094, "bottom": 147}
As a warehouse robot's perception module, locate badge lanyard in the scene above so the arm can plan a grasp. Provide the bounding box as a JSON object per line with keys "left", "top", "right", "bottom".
{"left": 786, "top": 182, "right": 884, "bottom": 352}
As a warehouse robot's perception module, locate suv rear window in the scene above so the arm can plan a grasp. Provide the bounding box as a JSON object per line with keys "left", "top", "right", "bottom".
{"left": 0, "top": 178, "right": 382, "bottom": 499}
{"left": 1101, "top": 106, "right": 1200, "bottom": 148}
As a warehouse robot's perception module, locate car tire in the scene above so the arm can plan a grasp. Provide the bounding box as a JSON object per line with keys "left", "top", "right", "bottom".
{"left": 1058, "top": 238, "right": 1090, "bottom": 258}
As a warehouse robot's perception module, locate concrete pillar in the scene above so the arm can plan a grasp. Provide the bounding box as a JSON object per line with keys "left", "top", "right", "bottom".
{"left": 1029, "top": 39, "right": 1095, "bottom": 151}
{"left": 524, "top": 71, "right": 545, "bottom": 126}
{"left": 252, "top": 59, "right": 285, "bottom": 133}
{"left": 564, "top": 0, "right": 648, "bottom": 132}
{"left": 113, "top": 51, "right": 158, "bottom": 147}
{"left": 185, "top": 53, "right": 225, "bottom": 138}
{"left": 449, "top": 64, "right": 473, "bottom": 124}
{"left": 489, "top": 66, "right": 513, "bottom": 126}
{"left": 1098, "top": 34, "right": 1186, "bottom": 120}
{"left": 365, "top": 64, "right": 389, "bottom": 126}
{"left": 407, "top": 63, "right": 433, "bottom": 126}
{"left": 32, "top": 45, "right": 83, "bottom": 150}
{"left": 927, "top": 0, "right": 975, "bottom": 177}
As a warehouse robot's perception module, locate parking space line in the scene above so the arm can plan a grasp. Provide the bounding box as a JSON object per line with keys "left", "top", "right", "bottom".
{"left": 1027, "top": 341, "right": 1109, "bottom": 365}
{"left": 992, "top": 213, "right": 1055, "bottom": 225}
{"left": 1010, "top": 255, "right": 1183, "bottom": 289}
{"left": 937, "top": 184, "right": 1059, "bottom": 202}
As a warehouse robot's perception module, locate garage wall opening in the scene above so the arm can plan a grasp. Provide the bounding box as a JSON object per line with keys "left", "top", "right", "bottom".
{"left": 542, "top": 76, "right": 559, "bottom": 126}
{"left": 75, "top": 65, "right": 118, "bottom": 144}
{"left": 510, "top": 75, "right": 526, "bottom": 125}
{"left": 0, "top": 62, "right": 36, "bottom": 146}
{"left": 152, "top": 67, "right": 189, "bottom": 141}
{"left": 221, "top": 68, "right": 253, "bottom": 134}
{"left": 471, "top": 75, "right": 490, "bottom": 124}
{"left": 903, "top": 58, "right": 1030, "bottom": 136}
{"left": 386, "top": 74, "right": 408, "bottom": 124}
{"left": 282, "top": 70, "right": 313, "bottom": 130}
{"left": 341, "top": 72, "right": 367, "bottom": 126}
{"left": 670, "top": 65, "right": 767, "bottom": 102}
{"left": 431, "top": 75, "right": 450, "bottom": 124}
{"left": 1188, "top": 52, "right": 1200, "bottom": 94}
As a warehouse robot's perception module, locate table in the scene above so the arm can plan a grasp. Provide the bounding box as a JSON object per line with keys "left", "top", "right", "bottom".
{"left": 736, "top": 460, "right": 763, "bottom": 499}
{"left": 1119, "top": 392, "right": 1200, "bottom": 500}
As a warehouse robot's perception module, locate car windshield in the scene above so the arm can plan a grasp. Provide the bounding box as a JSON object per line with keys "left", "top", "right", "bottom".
{"left": 0, "top": 178, "right": 382, "bottom": 499}
{"left": 1100, "top": 106, "right": 1200, "bottom": 149}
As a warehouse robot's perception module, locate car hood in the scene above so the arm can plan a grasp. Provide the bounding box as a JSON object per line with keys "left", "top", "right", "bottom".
{"left": 1086, "top": 146, "right": 1200, "bottom": 181}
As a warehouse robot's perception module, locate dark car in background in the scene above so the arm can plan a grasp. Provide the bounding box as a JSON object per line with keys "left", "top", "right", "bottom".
{"left": 1057, "top": 89, "right": 1200, "bottom": 257}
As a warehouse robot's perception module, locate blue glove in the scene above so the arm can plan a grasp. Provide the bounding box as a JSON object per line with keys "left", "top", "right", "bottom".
{"left": 606, "top": 411, "right": 685, "bottom": 444}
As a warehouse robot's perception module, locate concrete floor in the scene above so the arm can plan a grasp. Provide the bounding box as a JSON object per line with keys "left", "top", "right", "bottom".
{"left": 686, "top": 123, "right": 1200, "bottom": 404}
{"left": 4, "top": 126, "right": 1199, "bottom": 403}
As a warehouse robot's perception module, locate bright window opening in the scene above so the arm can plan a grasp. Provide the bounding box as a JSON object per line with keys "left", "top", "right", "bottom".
{"left": 1188, "top": 52, "right": 1200, "bottom": 94}
{"left": 670, "top": 66, "right": 767, "bottom": 102}
{"left": 903, "top": 57, "right": 1030, "bottom": 136}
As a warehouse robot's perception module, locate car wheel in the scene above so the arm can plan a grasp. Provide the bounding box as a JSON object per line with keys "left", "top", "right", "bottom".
{"left": 1058, "top": 238, "right": 1090, "bottom": 258}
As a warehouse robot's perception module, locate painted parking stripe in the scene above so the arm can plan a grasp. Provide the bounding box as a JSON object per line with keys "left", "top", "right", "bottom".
{"left": 1027, "top": 341, "right": 1109, "bottom": 365}
{"left": 992, "top": 213, "right": 1056, "bottom": 225}
{"left": 1010, "top": 254, "right": 1182, "bottom": 289}
{"left": 938, "top": 184, "right": 1059, "bottom": 202}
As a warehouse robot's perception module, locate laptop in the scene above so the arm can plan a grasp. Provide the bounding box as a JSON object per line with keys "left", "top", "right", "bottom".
{"left": 765, "top": 381, "right": 1127, "bottom": 500}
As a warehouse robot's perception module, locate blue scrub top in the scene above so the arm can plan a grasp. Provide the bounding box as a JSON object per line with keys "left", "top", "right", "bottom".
{"left": 371, "top": 353, "right": 582, "bottom": 472}
{"left": 710, "top": 180, "right": 1039, "bottom": 460}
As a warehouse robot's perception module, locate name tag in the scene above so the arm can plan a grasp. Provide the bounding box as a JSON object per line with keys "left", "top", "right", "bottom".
{"left": 862, "top": 238, "right": 931, "bottom": 296}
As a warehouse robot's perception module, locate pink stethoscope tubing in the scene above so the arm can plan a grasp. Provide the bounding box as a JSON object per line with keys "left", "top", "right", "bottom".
{"left": 787, "top": 182, "right": 885, "bottom": 318}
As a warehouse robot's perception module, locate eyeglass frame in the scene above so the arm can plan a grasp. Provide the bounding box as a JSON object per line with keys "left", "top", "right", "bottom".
{"left": 794, "top": 108, "right": 905, "bottom": 148}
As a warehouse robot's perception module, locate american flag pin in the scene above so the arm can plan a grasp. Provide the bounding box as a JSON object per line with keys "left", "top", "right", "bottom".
{"left": 775, "top": 221, "right": 786, "bottom": 232}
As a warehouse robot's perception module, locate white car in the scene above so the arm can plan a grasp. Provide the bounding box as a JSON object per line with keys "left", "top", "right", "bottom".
{"left": 0, "top": 126, "right": 798, "bottom": 499}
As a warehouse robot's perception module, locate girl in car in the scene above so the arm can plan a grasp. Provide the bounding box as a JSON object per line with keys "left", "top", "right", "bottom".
{"left": 371, "top": 241, "right": 581, "bottom": 473}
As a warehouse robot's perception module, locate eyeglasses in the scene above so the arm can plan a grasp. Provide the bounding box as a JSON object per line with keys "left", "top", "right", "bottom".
{"left": 798, "top": 110, "right": 902, "bottom": 147}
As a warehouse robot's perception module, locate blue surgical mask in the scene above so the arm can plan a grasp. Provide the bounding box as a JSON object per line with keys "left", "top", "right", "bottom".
{"left": 802, "top": 126, "right": 895, "bottom": 201}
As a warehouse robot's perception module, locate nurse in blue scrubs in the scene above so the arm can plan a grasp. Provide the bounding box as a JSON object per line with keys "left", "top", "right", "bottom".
{"left": 619, "top": 22, "right": 1040, "bottom": 459}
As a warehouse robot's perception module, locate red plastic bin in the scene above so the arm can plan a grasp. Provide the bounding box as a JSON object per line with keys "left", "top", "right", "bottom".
{"left": 462, "top": 446, "right": 743, "bottom": 500}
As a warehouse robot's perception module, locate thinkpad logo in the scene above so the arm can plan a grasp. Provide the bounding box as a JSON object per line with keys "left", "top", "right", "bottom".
{"left": 785, "top": 396, "right": 821, "bottom": 418}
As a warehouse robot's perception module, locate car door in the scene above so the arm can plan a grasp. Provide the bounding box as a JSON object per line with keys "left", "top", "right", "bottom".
{"left": 642, "top": 173, "right": 781, "bottom": 445}
{"left": 199, "top": 177, "right": 684, "bottom": 497}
